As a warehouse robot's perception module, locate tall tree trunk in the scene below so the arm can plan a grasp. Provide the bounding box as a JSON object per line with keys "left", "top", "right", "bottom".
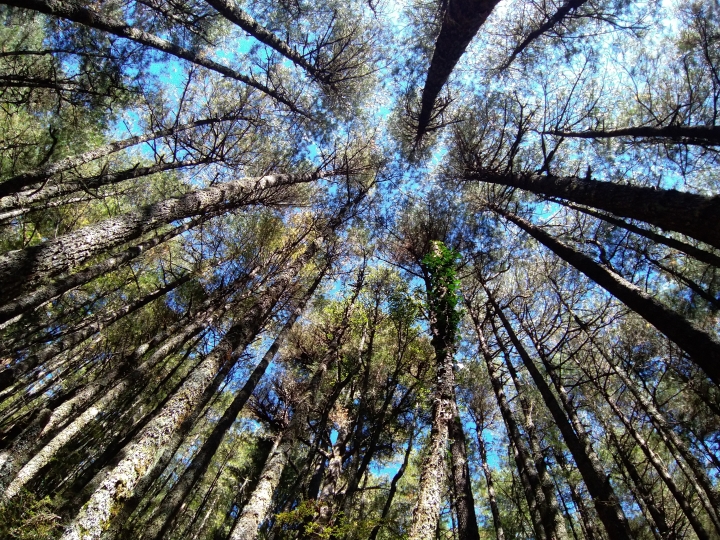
{"left": 471, "top": 173, "right": 720, "bottom": 249}
{"left": 203, "top": 0, "right": 330, "bottom": 84}
{"left": 416, "top": 0, "right": 501, "bottom": 139}
{"left": 492, "top": 206, "right": 720, "bottom": 385}
{"left": 0, "top": 0, "right": 306, "bottom": 115}
{"left": 141, "top": 265, "right": 328, "bottom": 540}
{"left": 470, "top": 411, "right": 505, "bottom": 540}
{"left": 496, "top": 331, "right": 568, "bottom": 540}
{"left": 58, "top": 187, "right": 363, "bottom": 539}
{"left": 0, "top": 211, "right": 214, "bottom": 330}
{"left": 485, "top": 291, "right": 634, "bottom": 540}
{"left": 606, "top": 428, "right": 677, "bottom": 540}
{"left": 599, "top": 388, "right": 713, "bottom": 540}
{"left": 0, "top": 159, "right": 206, "bottom": 215}
{"left": 0, "top": 170, "right": 333, "bottom": 296}
{"left": 469, "top": 308, "right": 547, "bottom": 540}
{"left": 546, "top": 125, "right": 720, "bottom": 146}
{"left": 1, "top": 301, "right": 223, "bottom": 500}
{"left": 551, "top": 449, "right": 598, "bottom": 540}
{"left": 368, "top": 424, "right": 415, "bottom": 540}
{"left": 554, "top": 200, "right": 720, "bottom": 268}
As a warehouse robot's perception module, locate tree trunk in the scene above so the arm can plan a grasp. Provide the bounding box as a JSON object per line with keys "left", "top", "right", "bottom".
{"left": 141, "top": 265, "right": 328, "bottom": 540}
{"left": 470, "top": 312, "right": 547, "bottom": 540}
{"left": 58, "top": 189, "right": 363, "bottom": 539}
{"left": 604, "top": 393, "right": 712, "bottom": 540}
{"left": 0, "top": 170, "right": 331, "bottom": 297}
{"left": 555, "top": 200, "right": 720, "bottom": 268}
{"left": 1, "top": 302, "right": 221, "bottom": 500}
{"left": 203, "top": 0, "right": 328, "bottom": 83}
{"left": 472, "top": 172, "right": 720, "bottom": 249}
{"left": 416, "top": 0, "right": 502, "bottom": 138}
{"left": 493, "top": 206, "right": 720, "bottom": 385}
{"left": 546, "top": 125, "right": 720, "bottom": 146}
{"left": 606, "top": 428, "right": 677, "bottom": 540}
{"left": 496, "top": 329, "right": 568, "bottom": 540}
{"left": 368, "top": 424, "right": 415, "bottom": 540}
{"left": 486, "top": 292, "right": 634, "bottom": 540}
{"left": 0, "top": 212, "right": 213, "bottom": 330}
{"left": 472, "top": 415, "right": 505, "bottom": 540}
{"left": 499, "top": 0, "right": 588, "bottom": 70}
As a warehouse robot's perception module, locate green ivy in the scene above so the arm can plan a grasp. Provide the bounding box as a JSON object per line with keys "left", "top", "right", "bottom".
{"left": 421, "top": 240, "right": 463, "bottom": 346}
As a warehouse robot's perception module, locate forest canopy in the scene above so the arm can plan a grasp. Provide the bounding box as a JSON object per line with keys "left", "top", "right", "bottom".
{"left": 0, "top": 0, "right": 719, "bottom": 539}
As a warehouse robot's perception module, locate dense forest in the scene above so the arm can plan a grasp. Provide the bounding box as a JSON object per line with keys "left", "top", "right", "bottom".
{"left": 0, "top": 0, "right": 719, "bottom": 538}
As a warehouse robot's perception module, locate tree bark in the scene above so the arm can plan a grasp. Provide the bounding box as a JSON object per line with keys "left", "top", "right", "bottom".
{"left": 416, "top": 0, "right": 501, "bottom": 139}
{"left": 0, "top": 211, "right": 217, "bottom": 331}
{"left": 546, "top": 125, "right": 720, "bottom": 146}
{"left": 0, "top": 170, "right": 332, "bottom": 296}
{"left": 493, "top": 206, "right": 720, "bottom": 385}
{"left": 469, "top": 172, "right": 720, "bottom": 249}
{"left": 486, "top": 292, "right": 634, "bottom": 540}
{"left": 141, "top": 265, "right": 328, "bottom": 540}
{"left": 555, "top": 200, "right": 720, "bottom": 268}
{"left": 470, "top": 311, "right": 547, "bottom": 540}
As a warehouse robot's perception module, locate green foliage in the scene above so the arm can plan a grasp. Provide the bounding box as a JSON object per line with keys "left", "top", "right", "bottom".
{"left": 421, "top": 240, "right": 463, "bottom": 343}
{"left": 0, "top": 490, "right": 63, "bottom": 539}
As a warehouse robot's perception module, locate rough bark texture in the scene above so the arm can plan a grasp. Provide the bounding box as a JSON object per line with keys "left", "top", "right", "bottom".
{"left": 416, "top": 0, "right": 501, "bottom": 138}
{"left": 142, "top": 266, "right": 327, "bottom": 540}
{"left": 487, "top": 295, "right": 633, "bottom": 540}
{"left": 0, "top": 213, "right": 212, "bottom": 330}
{"left": 558, "top": 201, "right": 720, "bottom": 268}
{"left": 499, "top": 334, "right": 568, "bottom": 540}
{"left": 471, "top": 172, "right": 720, "bottom": 249}
{"left": 228, "top": 429, "right": 292, "bottom": 540}
{"left": 1, "top": 0, "right": 305, "bottom": 115}
{"left": 604, "top": 393, "right": 712, "bottom": 540}
{"left": 0, "top": 170, "right": 329, "bottom": 296}
{"left": 494, "top": 207, "right": 720, "bottom": 385}
{"left": 475, "top": 424, "right": 505, "bottom": 540}
{"left": 2, "top": 304, "right": 220, "bottom": 500}
{"left": 448, "top": 398, "right": 481, "bottom": 540}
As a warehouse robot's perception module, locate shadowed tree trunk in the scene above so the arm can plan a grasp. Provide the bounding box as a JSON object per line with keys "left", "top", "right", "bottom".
{"left": 470, "top": 309, "right": 547, "bottom": 540}
{"left": 469, "top": 173, "right": 720, "bottom": 249}
{"left": 485, "top": 291, "right": 633, "bottom": 540}
{"left": 492, "top": 206, "right": 720, "bottom": 385}
{"left": 415, "top": 0, "right": 501, "bottom": 139}
{"left": 553, "top": 200, "right": 720, "bottom": 268}
{"left": 545, "top": 125, "right": 720, "bottom": 146}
